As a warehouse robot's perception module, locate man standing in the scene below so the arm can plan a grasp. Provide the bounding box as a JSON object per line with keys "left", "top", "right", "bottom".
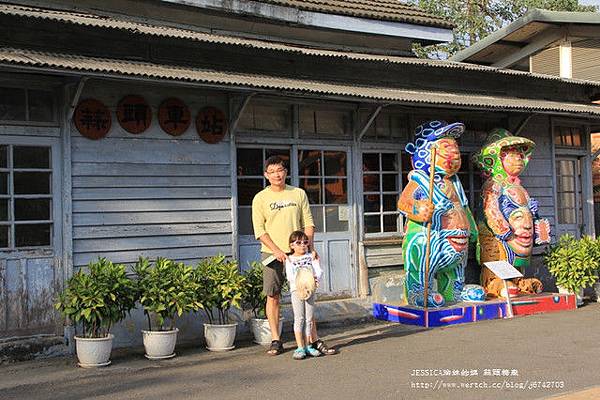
{"left": 252, "top": 156, "right": 335, "bottom": 356}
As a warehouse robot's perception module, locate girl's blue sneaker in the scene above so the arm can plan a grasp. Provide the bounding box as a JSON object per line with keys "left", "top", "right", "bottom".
{"left": 305, "top": 345, "right": 321, "bottom": 357}
{"left": 293, "top": 347, "right": 306, "bottom": 360}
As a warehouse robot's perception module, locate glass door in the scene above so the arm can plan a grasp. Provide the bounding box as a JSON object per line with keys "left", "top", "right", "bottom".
{"left": 298, "top": 148, "right": 352, "bottom": 295}
{"left": 555, "top": 157, "right": 583, "bottom": 238}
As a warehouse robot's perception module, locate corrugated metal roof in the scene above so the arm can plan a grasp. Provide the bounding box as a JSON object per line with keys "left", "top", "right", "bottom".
{"left": 2, "top": 47, "right": 599, "bottom": 116}
{"left": 451, "top": 9, "right": 600, "bottom": 65}
{"left": 253, "top": 0, "right": 454, "bottom": 28}
{"left": 2, "top": 3, "right": 599, "bottom": 88}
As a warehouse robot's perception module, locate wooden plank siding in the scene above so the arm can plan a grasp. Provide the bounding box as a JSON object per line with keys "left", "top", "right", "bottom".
{"left": 513, "top": 115, "right": 557, "bottom": 238}
{"left": 70, "top": 81, "right": 234, "bottom": 268}
{"left": 572, "top": 39, "right": 600, "bottom": 82}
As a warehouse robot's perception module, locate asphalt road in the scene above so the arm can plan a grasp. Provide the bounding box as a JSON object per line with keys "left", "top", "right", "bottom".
{"left": 2, "top": 303, "right": 599, "bottom": 400}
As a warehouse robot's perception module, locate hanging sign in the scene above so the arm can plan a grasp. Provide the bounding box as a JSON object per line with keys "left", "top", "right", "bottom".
{"left": 116, "top": 95, "right": 152, "bottom": 134}
{"left": 158, "top": 98, "right": 190, "bottom": 136}
{"left": 196, "top": 106, "right": 228, "bottom": 144}
{"left": 74, "top": 98, "right": 111, "bottom": 140}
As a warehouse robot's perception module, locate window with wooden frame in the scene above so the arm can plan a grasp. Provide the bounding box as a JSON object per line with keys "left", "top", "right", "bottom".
{"left": 362, "top": 152, "right": 402, "bottom": 235}
{"left": 0, "top": 145, "right": 53, "bottom": 249}
{"left": 0, "top": 86, "right": 56, "bottom": 124}
{"left": 236, "top": 101, "right": 292, "bottom": 135}
{"left": 555, "top": 158, "right": 583, "bottom": 225}
{"left": 359, "top": 110, "right": 410, "bottom": 141}
{"left": 299, "top": 105, "right": 353, "bottom": 138}
{"left": 236, "top": 147, "right": 291, "bottom": 235}
{"left": 554, "top": 124, "right": 585, "bottom": 148}
{"left": 298, "top": 149, "right": 349, "bottom": 233}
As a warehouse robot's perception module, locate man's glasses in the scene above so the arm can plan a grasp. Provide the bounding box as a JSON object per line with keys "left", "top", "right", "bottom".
{"left": 291, "top": 240, "right": 309, "bottom": 246}
{"left": 266, "top": 168, "right": 286, "bottom": 175}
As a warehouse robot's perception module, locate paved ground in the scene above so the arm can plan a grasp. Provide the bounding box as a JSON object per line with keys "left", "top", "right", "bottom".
{"left": 1, "top": 303, "right": 599, "bottom": 400}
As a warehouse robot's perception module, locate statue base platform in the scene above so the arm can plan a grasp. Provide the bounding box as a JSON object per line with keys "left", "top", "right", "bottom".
{"left": 373, "top": 292, "right": 575, "bottom": 328}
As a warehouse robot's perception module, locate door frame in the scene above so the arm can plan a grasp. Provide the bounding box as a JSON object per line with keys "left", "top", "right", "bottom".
{"left": 0, "top": 134, "right": 63, "bottom": 336}
{"left": 234, "top": 140, "right": 357, "bottom": 297}
{"left": 551, "top": 118, "right": 593, "bottom": 239}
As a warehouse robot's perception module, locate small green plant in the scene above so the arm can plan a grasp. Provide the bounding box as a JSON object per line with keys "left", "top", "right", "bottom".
{"left": 545, "top": 234, "right": 599, "bottom": 294}
{"left": 194, "top": 255, "right": 246, "bottom": 325}
{"left": 243, "top": 261, "right": 266, "bottom": 319}
{"left": 55, "top": 258, "right": 137, "bottom": 338}
{"left": 134, "top": 257, "right": 202, "bottom": 331}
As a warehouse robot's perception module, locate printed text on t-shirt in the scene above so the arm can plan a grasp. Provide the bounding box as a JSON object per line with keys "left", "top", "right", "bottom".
{"left": 270, "top": 200, "right": 298, "bottom": 211}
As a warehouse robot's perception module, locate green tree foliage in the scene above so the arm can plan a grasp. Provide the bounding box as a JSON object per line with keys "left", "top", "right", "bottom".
{"left": 411, "top": 0, "right": 597, "bottom": 58}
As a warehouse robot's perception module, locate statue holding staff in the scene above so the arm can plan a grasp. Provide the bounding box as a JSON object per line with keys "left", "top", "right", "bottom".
{"left": 398, "top": 121, "right": 478, "bottom": 307}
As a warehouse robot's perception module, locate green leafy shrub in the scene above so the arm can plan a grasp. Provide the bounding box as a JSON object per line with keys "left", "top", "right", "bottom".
{"left": 545, "top": 235, "right": 599, "bottom": 293}
{"left": 55, "top": 258, "right": 137, "bottom": 338}
{"left": 242, "top": 261, "right": 266, "bottom": 319}
{"left": 134, "top": 257, "right": 202, "bottom": 331}
{"left": 194, "top": 255, "right": 246, "bottom": 325}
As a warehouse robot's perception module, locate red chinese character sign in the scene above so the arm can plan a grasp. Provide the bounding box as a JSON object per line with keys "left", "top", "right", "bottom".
{"left": 158, "top": 98, "right": 190, "bottom": 136}
{"left": 196, "top": 107, "right": 228, "bottom": 144}
{"left": 74, "top": 99, "right": 111, "bottom": 140}
{"left": 116, "top": 95, "right": 152, "bottom": 134}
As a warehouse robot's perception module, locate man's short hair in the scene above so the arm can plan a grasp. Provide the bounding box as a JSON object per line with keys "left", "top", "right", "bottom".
{"left": 264, "top": 155, "right": 287, "bottom": 171}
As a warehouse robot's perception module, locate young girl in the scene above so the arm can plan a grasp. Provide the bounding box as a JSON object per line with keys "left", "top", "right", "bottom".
{"left": 285, "top": 230, "right": 323, "bottom": 360}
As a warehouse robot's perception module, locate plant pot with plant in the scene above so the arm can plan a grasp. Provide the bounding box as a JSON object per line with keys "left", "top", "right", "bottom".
{"left": 194, "top": 255, "right": 246, "bottom": 351}
{"left": 134, "top": 257, "right": 201, "bottom": 359}
{"left": 242, "top": 261, "right": 283, "bottom": 345}
{"left": 545, "top": 234, "right": 599, "bottom": 307}
{"left": 55, "top": 258, "right": 137, "bottom": 368}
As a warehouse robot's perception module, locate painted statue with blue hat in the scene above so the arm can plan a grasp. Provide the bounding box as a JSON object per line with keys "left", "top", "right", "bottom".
{"left": 398, "top": 120, "right": 478, "bottom": 307}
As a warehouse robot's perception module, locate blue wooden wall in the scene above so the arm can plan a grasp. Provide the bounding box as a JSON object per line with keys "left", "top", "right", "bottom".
{"left": 70, "top": 81, "right": 233, "bottom": 268}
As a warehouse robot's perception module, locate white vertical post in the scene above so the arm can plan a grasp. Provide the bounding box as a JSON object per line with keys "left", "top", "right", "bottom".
{"left": 559, "top": 40, "right": 572, "bottom": 79}
{"left": 503, "top": 280, "right": 514, "bottom": 319}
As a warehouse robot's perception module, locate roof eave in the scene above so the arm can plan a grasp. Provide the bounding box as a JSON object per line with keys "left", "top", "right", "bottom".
{"left": 450, "top": 10, "right": 543, "bottom": 62}
{"left": 2, "top": 48, "right": 599, "bottom": 118}
{"left": 451, "top": 9, "right": 600, "bottom": 62}
{"left": 162, "top": 0, "right": 453, "bottom": 42}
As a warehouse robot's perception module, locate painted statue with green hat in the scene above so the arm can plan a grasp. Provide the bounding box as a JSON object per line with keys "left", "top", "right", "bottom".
{"left": 474, "top": 128, "right": 551, "bottom": 299}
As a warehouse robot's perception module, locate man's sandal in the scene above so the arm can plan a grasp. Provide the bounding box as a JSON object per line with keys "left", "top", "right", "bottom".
{"left": 311, "top": 339, "right": 337, "bottom": 355}
{"left": 267, "top": 340, "right": 284, "bottom": 356}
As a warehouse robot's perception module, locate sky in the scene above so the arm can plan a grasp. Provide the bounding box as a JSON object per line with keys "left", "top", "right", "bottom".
{"left": 580, "top": 0, "right": 600, "bottom": 6}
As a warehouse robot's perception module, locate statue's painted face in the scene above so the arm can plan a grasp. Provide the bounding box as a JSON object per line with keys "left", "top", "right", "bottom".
{"left": 441, "top": 208, "right": 469, "bottom": 253}
{"left": 507, "top": 208, "right": 533, "bottom": 256}
{"left": 435, "top": 138, "right": 461, "bottom": 176}
{"left": 501, "top": 146, "right": 525, "bottom": 177}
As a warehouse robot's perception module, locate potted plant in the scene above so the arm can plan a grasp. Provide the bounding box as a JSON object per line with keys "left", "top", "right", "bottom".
{"left": 242, "top": 261, "right": 283, "bottom": 345}
{"left": 55, "top": 258, "right": 137, "bottom": 368}
{"left": 545, "top": 234, "right": 599, "bottom": 306}
{"left": 194, "top": 255, "right": 246, "bottom": 351}
{"left": 134, "top": 257, "right": 201, "bottom": 359}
